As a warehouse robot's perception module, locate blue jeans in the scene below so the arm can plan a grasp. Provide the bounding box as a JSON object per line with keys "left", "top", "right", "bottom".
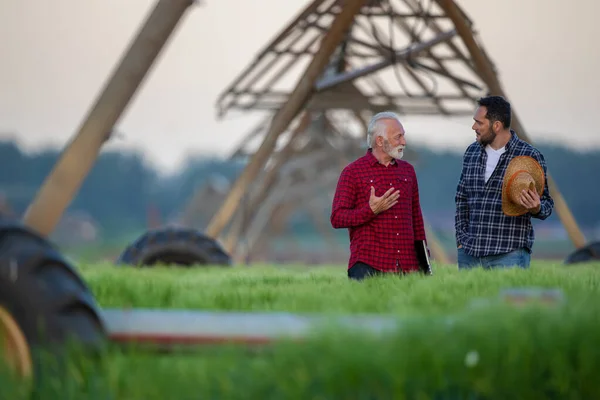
{"left": 457, "top": 247, "right": 531, "bottom": 270}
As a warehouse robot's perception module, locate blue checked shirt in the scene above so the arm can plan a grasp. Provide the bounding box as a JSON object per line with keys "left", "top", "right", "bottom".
{"left": 455, "top": 130, "right": 554, "bottom": 257}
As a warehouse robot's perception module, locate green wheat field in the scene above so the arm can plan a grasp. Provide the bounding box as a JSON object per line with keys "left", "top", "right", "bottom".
{"left": 2, "top": 260, "right": 600, "bottom": 399}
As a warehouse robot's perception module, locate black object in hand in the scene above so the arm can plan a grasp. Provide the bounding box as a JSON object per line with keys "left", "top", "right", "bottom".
{"left": 415, "top": 240, "right": 433, "bottom": 275}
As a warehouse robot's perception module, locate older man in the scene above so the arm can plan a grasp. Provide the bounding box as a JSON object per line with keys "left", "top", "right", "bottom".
{"left": 330, "top": 111, "right": 428, "bottom": 280}
{"left": 454, "top": 95, "right": 554, "bottom": 269}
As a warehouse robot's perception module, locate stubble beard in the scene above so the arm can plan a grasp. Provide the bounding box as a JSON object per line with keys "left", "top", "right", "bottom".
{"left": 477, "top": 127, "right": 496, "bottom": 147}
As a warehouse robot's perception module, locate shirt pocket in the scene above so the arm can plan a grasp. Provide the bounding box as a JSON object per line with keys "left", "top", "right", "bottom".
{"left": 464, "top": 164, "right": 481, "bottom": 196}
{"left": 394, "top": 175, "right": 413, "bottom": 199}
{"left": 363, "top": 176, "right": 388, "bottom": 198}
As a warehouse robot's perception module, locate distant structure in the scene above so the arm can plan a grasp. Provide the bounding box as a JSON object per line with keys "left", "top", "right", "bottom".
{"left": 19, "top": 0, "right": 593, "bottom": 266}
{"left": 202, "top": 0, "right": 587, "bottom": 261}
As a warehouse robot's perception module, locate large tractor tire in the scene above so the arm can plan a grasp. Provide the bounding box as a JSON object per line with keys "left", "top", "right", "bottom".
{"left": 564, "top": 241, "right": 600, "bottom": 265}
{"left": 0, "top": 217, "right": 106, "bottom": 385}
{"left": 116, "top": 227, "right": 232, "bottom": 267}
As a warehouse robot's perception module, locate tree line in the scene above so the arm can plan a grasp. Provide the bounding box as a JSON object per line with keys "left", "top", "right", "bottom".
{"left": 0, "top": 138, "right": 597, "bottom": 242}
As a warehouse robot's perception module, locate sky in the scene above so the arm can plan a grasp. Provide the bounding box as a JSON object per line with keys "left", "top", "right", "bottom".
{"left": 1, "top": 0, "right": 599, "bottom": 174}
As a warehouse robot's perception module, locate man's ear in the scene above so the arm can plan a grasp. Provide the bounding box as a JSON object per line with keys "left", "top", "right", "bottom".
{"left": 493, "top": 120, "right": 500, "bottom": 133}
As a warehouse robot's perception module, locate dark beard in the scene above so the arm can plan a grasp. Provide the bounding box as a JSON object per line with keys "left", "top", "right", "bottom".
{"left": 480, "top": 129, "right": 496, "bottom": 146}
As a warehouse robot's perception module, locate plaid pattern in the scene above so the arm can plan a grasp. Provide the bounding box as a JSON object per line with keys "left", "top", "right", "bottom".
{"left": 330, "top": 149, "right": 426, "bottom": 272}
{"left": 455, "top": 131, "right": 554, "bottom": 257}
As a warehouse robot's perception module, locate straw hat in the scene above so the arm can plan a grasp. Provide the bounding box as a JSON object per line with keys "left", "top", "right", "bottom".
{"left": 502, "top": 155, "right": 545, "bottom": 216}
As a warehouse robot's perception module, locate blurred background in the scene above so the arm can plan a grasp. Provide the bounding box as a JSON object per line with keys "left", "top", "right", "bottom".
{"left": 1, "top": 0, "right": 598, "bottom": 264}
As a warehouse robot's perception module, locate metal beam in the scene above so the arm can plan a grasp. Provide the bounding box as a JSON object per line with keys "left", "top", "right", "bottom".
{"left": 314, "top": 29, "right": 457, "bottom": 92}
{"left": 244, "top": 170, "right": 341, "bottom": 253}
{"left": 204, "top": 0, "right": 369, "bottom": 239}
{"left": 228, "top": 124, "right": 355, "bottom": 256}
{"left": 102, "top": 308, "right": 404, "bottom": 346}
{"left": 222, "top": 112, "right": 312, "bottom": 253}
{"left": 22, "top": 0, "right": 196, "bottom": 236}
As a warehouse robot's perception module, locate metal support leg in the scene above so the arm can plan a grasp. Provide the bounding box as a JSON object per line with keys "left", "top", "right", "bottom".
{"left": 204, "top": 0, "right": 369, "bottom": 239}
{"left": 22, "top": 0, "right": 195, "bottom": 236}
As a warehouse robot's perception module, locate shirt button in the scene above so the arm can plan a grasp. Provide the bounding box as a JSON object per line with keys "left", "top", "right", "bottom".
{"left": 395, "top": 216, "right": 397, "bottom": 219}
{"left": 397, "top": 233, "right": 399, "bottom": 236}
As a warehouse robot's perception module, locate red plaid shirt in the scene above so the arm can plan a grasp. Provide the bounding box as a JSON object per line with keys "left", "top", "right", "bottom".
{"left": 330, "top": 149, "right": 427, "bottom": 273}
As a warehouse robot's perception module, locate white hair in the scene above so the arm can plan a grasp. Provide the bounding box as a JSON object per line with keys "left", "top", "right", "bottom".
{"left": 366, "top": 111, "right": 402, "bottom": 148}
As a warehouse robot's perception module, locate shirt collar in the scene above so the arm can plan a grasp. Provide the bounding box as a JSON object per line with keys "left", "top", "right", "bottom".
{"left": 366, "top": 148, "right": 398, "bottom": 167}
{"left": 505, "top": 130, "right": 519, "bottom": 151}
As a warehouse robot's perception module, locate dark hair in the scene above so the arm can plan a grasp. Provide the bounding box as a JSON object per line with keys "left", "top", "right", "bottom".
{"left": 477, "top": 95, "right": 511, "bottom": 128}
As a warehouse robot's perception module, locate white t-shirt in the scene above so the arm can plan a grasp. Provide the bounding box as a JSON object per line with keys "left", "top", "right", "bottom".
{"left": 484, "top": 145, "right": 505, "bottom": 183}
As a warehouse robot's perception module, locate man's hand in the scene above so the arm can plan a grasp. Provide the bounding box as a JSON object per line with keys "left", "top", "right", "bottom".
{"left": 519, "top": 188, "right": 541, "bottom": 214}
{"left": 369, "top": 186, "right": 399, "bottom": 215}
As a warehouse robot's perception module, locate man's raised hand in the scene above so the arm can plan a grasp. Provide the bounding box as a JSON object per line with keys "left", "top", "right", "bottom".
{"left": 369, "top": 186, "right": 399, "bottom": 214}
